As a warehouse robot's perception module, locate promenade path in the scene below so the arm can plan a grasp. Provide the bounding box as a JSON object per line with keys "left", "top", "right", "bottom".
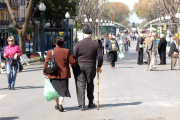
{"left": 0, "top": 40, "right": 180, "bottom": 120}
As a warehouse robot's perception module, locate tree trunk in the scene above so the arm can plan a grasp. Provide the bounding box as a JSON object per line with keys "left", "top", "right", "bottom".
{"left": 31, "top": 17, "right": 37, "bottom": 55}
{"left": 18, "top": 30, "right": 26, "bottom": 54}
{"left": 50, "top": 19, "right": 53, "bottom": 28}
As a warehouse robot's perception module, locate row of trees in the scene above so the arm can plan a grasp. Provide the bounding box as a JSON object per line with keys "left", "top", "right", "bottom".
{"left": 134, "top": 0, "right": 180, "bottom": 28}
{"left": 5, "top": 0, "right": 77, "bottom": 54}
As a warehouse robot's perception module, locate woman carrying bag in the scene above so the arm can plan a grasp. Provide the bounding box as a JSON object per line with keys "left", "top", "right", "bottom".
{"left": 3, "top": 36, "right": 22, "bottom": 90}
{"left": 43, "top": 37, "right": 77, "bottom": 112}
{"left": 105, "top": 33, "right": 119, "bottom": 69}
{"left": 168, "top": 36, "right": 179, "bottom": 70}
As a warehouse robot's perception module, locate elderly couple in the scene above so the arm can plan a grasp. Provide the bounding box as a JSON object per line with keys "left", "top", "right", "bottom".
{"left": 43, "top": 28, "right": 103, "bottom": 112}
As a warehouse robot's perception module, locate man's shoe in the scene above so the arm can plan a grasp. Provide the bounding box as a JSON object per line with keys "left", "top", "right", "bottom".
{"left": 88, "top": 103, "right": 96, "bottom": 108}
{"left": 79, "top": 105, "right": 85, "bottom": 111}
{"left": 8, "top": 86, "right": 11, "bottom": 90}
{"left": 11, "top": 87, "right": 15, "bottom": 90}
{"left": 158, "top": 63, "right": 162, "bottom": 65}
{"left": 55, "top": 104, "right": 59, "bottom": 110}
{"left": 59, "top": 105, "right": 64, "bottom": 112}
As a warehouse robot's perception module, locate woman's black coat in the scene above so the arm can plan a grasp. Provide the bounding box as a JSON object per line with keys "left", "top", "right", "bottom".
{"left": 136, "top": 37, "right": 144, "bottom": 52}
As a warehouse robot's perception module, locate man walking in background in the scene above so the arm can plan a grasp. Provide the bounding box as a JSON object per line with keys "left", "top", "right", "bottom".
{"left": 74, "top": 28, "right": 103, "bottom": 111}
{"left": 148, "top": 33, "right": 158, "bottom": 71}
{"left": 158, "top": 34, "right": 167, "bottom": 65}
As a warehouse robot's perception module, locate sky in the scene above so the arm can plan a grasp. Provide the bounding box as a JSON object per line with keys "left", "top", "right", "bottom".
{"left": 107, "top": 0, "right": 144, "bottom": 24}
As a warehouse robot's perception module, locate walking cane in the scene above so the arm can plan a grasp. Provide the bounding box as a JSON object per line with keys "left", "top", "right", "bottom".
{"left": 97, "top": 68, "right": 102, "bottom": 110}
{"left": 178, "top": 54, "right": 180, "bottom": 70}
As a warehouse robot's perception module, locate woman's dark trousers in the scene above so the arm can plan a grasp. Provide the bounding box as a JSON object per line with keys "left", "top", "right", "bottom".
{"left": 109, "top": 51, "right": 117, "bottom": 67}
{"left": 137, "top": 51, "right": 143, "bottom": 64}
{"left": 76, "top": 64, "right": 96, "bottom": 106}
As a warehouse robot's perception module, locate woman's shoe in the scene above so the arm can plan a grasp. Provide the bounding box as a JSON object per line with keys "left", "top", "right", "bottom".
{"left": 11, "top": 87, "right": 15, "bottom": 90}
{"left": 59, "top": 105, "right": 64, "bottom": 112}
{"left": 55, "top": 104, "right": 59, "bottom": 110}
{"left": 8, "top": 86, "right": 11, "bottom": 90}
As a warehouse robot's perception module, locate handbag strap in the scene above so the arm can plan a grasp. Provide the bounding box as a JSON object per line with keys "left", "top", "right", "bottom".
{"left": 51, "top": 49, "right": 55, "bottom": 62}
{"left": 8, "top": 47, "right": 12, "bottom": 59}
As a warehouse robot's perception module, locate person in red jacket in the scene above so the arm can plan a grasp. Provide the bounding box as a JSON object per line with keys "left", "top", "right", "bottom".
{"left": 43, "top": 37, "right": 77, "bottom": 112}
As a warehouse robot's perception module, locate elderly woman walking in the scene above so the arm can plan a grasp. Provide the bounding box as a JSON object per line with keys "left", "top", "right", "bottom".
{"left": 43, "top": 37, "right": 77, "bottom": 112}
{"left": 168, "top": 36, "right": 179, "bottom": 70}
{"left": 3, "top": 36, "right": 22, "bottom": 90}
{"left": 136, "top": 34, "right": 145, "bottom": 65}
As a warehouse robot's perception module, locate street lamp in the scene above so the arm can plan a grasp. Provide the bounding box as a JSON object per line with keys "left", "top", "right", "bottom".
{"left": 100, "top": 19, "right": 103, "bottom": 38}
{"left": 96, "top": 19, "right": 98, "bottom": 36}
{"left": 65, "top": 12, "right": 70, "bottom": 50}
{"left": 75, "top": 16, "right": 78, "bottom": 43}
{"left": 39, "top": 2, "right": 46, "bottom": 62}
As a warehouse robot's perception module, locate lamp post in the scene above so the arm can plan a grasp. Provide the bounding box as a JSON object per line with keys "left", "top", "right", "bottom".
{"left": 75, "top": 16, "right": 78, "bottom": 43}
{"left": 104, "top": 20, "right": 107, "bottom": 34}
{"left": 96, "top": 19, "right": 98, "bottom": 36}
{"left": 65, "top": 12, "right": 70, "bottom": 50}
{"left": 100, "top": 19, "right": 103, "bottom": 38}
{"left": 39, "top": 2, "right": 46, "bottom": 62}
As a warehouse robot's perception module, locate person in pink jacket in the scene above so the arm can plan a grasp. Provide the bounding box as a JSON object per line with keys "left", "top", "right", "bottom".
{"left": 3, "top": 36, "right": 22, "bottom": 90}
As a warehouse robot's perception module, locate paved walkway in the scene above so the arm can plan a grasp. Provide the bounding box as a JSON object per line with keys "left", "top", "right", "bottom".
{"left": 0, "top": 40, "right": 180, "bottom": 120}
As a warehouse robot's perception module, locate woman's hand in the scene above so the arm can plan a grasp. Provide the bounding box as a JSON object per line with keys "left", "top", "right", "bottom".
{"left": 4, "top": 54, "right": 7, "bottom": 58}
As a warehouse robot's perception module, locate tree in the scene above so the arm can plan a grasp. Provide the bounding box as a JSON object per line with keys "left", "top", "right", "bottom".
{"left": 5, "top": 0, "right": 42, "bottom": 54}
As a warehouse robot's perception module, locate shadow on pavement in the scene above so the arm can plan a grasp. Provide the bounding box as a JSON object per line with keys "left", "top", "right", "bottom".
{"left": 66, "top": 102, "right": 142, "bottom": 111}
{"left": 21, "top": 68, "right": 43, "bottom": 72}
{"left": 0, "top": 86, "right": 43, "bottom": 90}
{"left": 0, "top": 117, "right": 19, "bottom": 120}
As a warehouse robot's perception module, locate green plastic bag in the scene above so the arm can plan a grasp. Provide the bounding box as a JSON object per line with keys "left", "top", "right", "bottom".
{"left": 118, "top": 51, "right": 125, "bottom": 59}
{"left": 44, "top": 78, "right": 59, "bottom": 101}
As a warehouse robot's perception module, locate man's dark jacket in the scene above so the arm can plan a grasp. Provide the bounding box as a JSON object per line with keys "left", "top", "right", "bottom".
{"left": 74, "top": 38, "right": 103, "bottom": 68}
{"left": 158, "top": 37, "right": 167, "bottom": 53}
{"left": 95, "top": 39, "right": 102, "bottom": 49}
{"left": 168, "top": 41, "right": 179, "bottom": 57}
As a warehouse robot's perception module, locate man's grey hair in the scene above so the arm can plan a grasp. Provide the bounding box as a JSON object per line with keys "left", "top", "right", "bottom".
{"left": 160, "top": 34, "right": 164, "bottom": 38}
{"left": 152, "top": 33, "right": 156, "bottom": 36}
{"left": 148, "top": 33, "right": 152, "bottom": 37}
{"left": 83, "top": 34, "right": 91, "bottom": 38}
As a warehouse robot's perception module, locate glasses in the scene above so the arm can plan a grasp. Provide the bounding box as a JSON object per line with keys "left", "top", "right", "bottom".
{"left": 8, "top": 40, "right": 14, "bottom": 42}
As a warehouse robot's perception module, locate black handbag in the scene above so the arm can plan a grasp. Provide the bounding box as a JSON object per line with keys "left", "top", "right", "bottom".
{"left": 45, "top": 49, "right": 59, "bottom": 74}
{"left": 8, "top": 47, "right": 17, "bottom": 66}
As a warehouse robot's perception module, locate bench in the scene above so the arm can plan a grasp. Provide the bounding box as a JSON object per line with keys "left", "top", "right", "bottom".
{"left": 37, "top": 51, "right": 47, "bottom": 58}
{"left": 20, "top": 54, "right": 34, "bottom": 65}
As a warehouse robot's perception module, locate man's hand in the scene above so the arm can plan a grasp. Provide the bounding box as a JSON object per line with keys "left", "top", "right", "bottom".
{"left": 96, "top": 67, "right": 102, "bottom": 73}
{"left": 4, "top": 54, "right": 6, "bottom": 58}
{"left": 0, "top": 63, "right": 1, "bottom": 68}
{"left": 44, "top": 75, "right": 48, "bottom": 78}
{"left": 107, "top": 50, "right": 109, "bottom": 53}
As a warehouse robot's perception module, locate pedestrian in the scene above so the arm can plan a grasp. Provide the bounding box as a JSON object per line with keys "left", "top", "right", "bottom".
{"left": 3, "top": 36, "right": 22, "bottom": 90}
{"left": 148, "top": 33, "right": 158, "bottom": 71}
{"left": 43, "top": 37, "right": 77, "bottom": 112}
{"left": 127, "top": 38, "right": 131, "bottom": 52}
{"left": 144, "top": 33, "right": 152, "bottom": 64}
{"left": 105, "top": 33, "right": 119, "bottom": 69}
{"left": 95, "top": 36, "right": 103, "bottom": 49}
{"left": 135, "top": 33, "right": 139, "bottom": 41}
{"left": 73, "top": 28, "right": 103, "bottom": 111}
{"left": 124, "top": 37, "right": 129, "bottom": 52}
{"left": 118, "top": 38, "right": 124, "bottom": 53}
{"left": 136, "top": 34, "right": 145, "bottom": 65}
{"left": 168, "top": 36, "right": 179, "bottom": 70}
{"left": 132, "top": 33, "right": 135, "bottom": 41}
{"left": 101, "top": 36, "right": 105, "bottom": 55}
{"left": 158, "top": 34, "right": 167, "bottom": 65}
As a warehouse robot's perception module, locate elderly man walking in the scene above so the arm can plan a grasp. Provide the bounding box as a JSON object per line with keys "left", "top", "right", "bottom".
{"left": 73, "top": 28, "right": 103, "bottom": 111}
{"left": 158, "top": 34, "right": 167, "bottom": 65}
{"left": 148, "top": 33, "right": 158, "bottom": 71}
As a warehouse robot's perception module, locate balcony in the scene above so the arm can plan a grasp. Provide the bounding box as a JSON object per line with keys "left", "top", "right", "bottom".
{"left": 18, "top": 17, "right": 25, "bottom": 22}
{"left": 10, "top": 2, "right": 19, "bottom": 8}
{"left": 19, "top": 1, "right": 25, "bottom": 5}
{"left": 0, "top": 2, "right": 7, "bottom": 9}
{"left": 0, "top": 20, "right": 9, "bottom": 26}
